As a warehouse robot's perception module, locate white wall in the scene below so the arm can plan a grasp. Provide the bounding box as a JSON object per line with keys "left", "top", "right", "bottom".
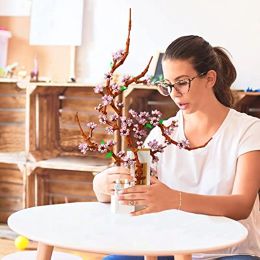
{"left": 77, "top": 0, "right": 260, "bottom": 89}
{"left": 0, "top": 0, "right": 31, "bottom": 16}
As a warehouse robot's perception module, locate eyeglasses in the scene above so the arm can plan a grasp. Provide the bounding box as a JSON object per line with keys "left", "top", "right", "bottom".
{"left": 155, "top": 72, "right": 207, "bottom": 96}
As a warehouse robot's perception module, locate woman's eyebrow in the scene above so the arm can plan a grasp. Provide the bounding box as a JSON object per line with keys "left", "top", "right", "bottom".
{"left": 174, "top": 75, "right": 189, "bottom": 81}
{"left": 164, "top": 75, "right": 189, "bottom": 83}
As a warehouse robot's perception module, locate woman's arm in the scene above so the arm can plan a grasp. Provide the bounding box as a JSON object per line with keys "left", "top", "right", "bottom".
{"left": 118, "top": 151, "right": 260, "bottom": 220}
{"left": 182, "top": 150, "right": 260, "bottom": 220}
{"left": 93, "top": 166, "right": 132, "bottom": 203}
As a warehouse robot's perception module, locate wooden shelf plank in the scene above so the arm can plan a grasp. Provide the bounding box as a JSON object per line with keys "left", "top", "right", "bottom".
{"left": 0, "top": 152, "right": 26, "bottom": 164}
{"left": 31, "top": 156, "right": 111, "bottom": 172}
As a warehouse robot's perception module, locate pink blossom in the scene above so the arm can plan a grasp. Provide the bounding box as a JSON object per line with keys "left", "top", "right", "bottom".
{"left": 137, "top": 118, "right": 147, "bottom": 125}
{"left": 94, "top": 84, "right": 104, "bottom": 93}
{"left": 112, "top": 49, "right": 124, "bottom": 61}
{"left": 117, "top": 151, "right": 126, "bottom": 158}
{"left": 86, "top": 122, "right": 97, "bottom": 129}
{"left": 147, "top": 140, "right": 160, "bottom": 151}
{"left": 177, "top": 139, "right": 190, "bottom": 149}
{"left": 134, "top": 129, "right": 147, "bottom": 140}
{"left": 139, "top": 111, "right": 150, "bottom": 118}
{"left": 106, "top": 140, "right": 116, "bottom": 147}
{"left": 137, "top": 140, "right": 143, "bottom": 149}
{"left": 99, "top": 115, "right": 107, "bottom": 124}
{"left": 78, "top": 143, "right": 89, "bottom": 154}
{"left": 104, "top": 72, "right": 113, "bottom": 80}
{"left": 151, "top": 110, "right": 162, "bottom": 117}
{"left": 110, "top": 114, "right": 119, "bottom": 121}
{"left": 122, "top": 74, "right": 131, "bottom": 83}
{"left": 105, "top": 126, "right": 114, "bottom": 135}
{"left": 120, "top": 127, "right": 130, "bottom": 136}
{"left": 98, "top": 144, "right": 108, "bottom": 153}
{"left": 111, "top": 83, "right": 120, "bottom": 94}
{"left": 102, "top": 95, "right": 113, "bottom": 106}
{"left": 150, "top": 116, "right": 160, "bottom": 126}
{"left": 129, "top": 109, "right": 137, "bottom": 118}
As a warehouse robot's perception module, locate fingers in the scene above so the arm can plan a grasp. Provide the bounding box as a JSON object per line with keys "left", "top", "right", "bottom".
{"left": 131, "top": 207, "right": 150, "bottom": 216}
{"left": 106, "top": 166, "right": 133, "bottom": 184}
{"left": 120, "top": 184, "right": 148, "bottom": 194}
{"left": 106, "top": 166, "right": 130, "bottom": 175}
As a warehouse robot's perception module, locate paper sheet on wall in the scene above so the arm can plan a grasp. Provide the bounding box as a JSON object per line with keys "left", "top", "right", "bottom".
{"left": 29, "top": 0, "right": 83, "bottom": 46}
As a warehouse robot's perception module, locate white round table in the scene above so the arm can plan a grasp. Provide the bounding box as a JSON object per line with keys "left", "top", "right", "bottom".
{"left": 8, "top": 202, "right": 248, "bottom": 260}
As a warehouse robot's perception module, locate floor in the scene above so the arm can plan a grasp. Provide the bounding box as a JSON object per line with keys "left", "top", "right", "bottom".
{"left": 0, "top": 238, "right": 106, "bottom": 260}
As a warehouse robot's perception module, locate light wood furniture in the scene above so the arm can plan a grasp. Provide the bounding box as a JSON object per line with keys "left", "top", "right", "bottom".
{"left": 0, "top": 79, "right": 27, "bottom": 222}
{"left": 18, "top": 82, "right": 114, "bottom": 207}
{"left": 0, "top": 80, "right": 113, "bottom": 221}
{"left": 8, "top": 202, "right": 248, "bottom": 260}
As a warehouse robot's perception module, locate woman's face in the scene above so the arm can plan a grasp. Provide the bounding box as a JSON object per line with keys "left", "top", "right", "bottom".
{"left": 162, "top": 59, "right": 212, "bottom": 114}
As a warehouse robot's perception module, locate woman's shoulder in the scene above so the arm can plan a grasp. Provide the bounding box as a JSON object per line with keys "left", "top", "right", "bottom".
{"left": 228, "top": 109, "right": 260, "bottom": 155}
{"left": 229, "top": 108, "right": 260, "bottom": 126}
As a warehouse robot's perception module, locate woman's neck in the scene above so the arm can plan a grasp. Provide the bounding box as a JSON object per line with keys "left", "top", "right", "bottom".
{"left": 182, "top": 102, "right": 229, "bottom": 148}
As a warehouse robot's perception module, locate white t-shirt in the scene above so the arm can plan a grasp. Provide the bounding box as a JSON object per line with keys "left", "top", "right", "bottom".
{"left": 145, "top": 108, "right": 260, "bottom": 257}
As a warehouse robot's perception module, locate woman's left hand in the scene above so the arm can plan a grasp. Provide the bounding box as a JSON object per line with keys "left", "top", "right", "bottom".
{"left": 117, "top": 176, "right": 179, "bottom": 216}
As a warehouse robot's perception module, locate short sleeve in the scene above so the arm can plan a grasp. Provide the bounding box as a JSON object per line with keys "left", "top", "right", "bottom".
{"left": 238, "top": 120, "right": 260, "bottom": 156}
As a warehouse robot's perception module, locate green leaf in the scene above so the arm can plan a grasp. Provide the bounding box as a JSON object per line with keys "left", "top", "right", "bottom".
{"left": 101, "top": 140, "right": 105, "bottom": 144}
{"left": 105, "top": 151, "right": 113, "bottom": 158}
{"left": 120, "top": 86, "right": 127, "bottom": 91}
{"left": 145, "top": 123, "right": 153, "bottom": 129}
{"left": 159, "top": 119, "right": 164, "bottom": 124}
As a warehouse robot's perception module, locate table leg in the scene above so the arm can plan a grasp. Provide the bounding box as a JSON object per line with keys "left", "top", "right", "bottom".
{"left": 144, "top": 256, "right": 157, "bottom": 260}
{"left": 174, "top": 254, "right": 192, "bottom": 260}
{"left": 36, "top": 242, "right": 54, "bottom": 260}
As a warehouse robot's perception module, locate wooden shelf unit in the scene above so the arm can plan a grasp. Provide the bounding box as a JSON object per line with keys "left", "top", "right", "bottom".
{"left": 0, "top": 80, "right": 26, "bottom": 222}
{"left": 0, "top": 80, "right": 114, "bottom": 222}
{"left": 21, "top": 82, "right": 115, "bottom": 208}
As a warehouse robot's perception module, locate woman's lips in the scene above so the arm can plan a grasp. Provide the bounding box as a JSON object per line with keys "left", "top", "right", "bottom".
{"left": 178, "top": 103, "right": 189, "bottom": 110}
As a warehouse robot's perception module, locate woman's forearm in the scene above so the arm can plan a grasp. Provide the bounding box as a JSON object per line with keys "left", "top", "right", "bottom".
{"left": 181, "top": 192, "right": 255, "bottom": 220}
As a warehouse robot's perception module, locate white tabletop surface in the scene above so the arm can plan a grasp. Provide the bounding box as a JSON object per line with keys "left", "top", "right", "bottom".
{"left": 8, "top": 202, "right": 248, "bottom": 256}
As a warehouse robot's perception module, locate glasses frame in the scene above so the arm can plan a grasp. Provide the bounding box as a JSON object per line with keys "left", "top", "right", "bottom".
{"left": 155, "top": 72, "right": 207, "bottom": 96}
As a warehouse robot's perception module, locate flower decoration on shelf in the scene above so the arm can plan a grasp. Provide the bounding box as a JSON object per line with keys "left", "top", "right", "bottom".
{"left": 76, "top": 9, "right": 190, "bottom": 184}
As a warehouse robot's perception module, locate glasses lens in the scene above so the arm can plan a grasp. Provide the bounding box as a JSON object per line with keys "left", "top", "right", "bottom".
{"left": 175, "top": 79, "right": 190, "bottom": 94}
{"left": 155, "top": 81, "right": 170, "bottom": 96}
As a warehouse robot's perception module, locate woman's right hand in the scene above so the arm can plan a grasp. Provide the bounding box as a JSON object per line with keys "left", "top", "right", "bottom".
{"left": 93, "top": 166, "right": 132, "bottom": 202}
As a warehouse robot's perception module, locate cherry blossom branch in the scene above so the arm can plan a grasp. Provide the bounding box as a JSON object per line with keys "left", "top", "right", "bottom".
{"left": 77, "top": 9, "right": 202, "bottom": 184}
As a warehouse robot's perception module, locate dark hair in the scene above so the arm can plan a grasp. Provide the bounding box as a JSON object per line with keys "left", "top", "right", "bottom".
{"left": 163, "top": 35, "right": 236, "bottom": 107}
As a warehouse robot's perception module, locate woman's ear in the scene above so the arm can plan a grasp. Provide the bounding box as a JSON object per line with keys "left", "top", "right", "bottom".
{"left": 205, "top": 70, "right": 217, "bottom": 89}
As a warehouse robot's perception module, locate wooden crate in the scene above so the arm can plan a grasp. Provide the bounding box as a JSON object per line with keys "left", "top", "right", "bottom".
{"left": 25, "top": 83, "right": 117, "bottom": 161}
{"left": 0, "top": 81, "right": 26, "bottom": 152}
{"left": 0, "top": 80, "right": 26, "bottom": 223}
{"left": 233, "top": 91, "right": 260, "bottom": 118}
{"left": 0, "top": 163, "right": 25, "bottom": 223}
{"left": 34, "top": 168, "right": 97, "bottom": 206}
{"left": 19, "top": 82, "right": 115, "bottom": 207}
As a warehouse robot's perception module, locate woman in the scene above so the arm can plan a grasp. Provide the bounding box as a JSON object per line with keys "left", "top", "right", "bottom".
{"left": 93, "top": 36, "right": 260, "bottom": 259}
